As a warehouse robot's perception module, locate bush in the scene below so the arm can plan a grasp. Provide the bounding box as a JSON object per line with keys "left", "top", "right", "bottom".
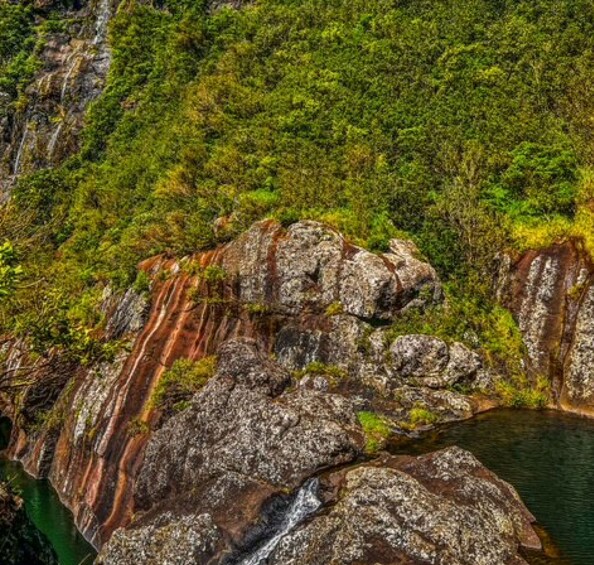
{"left": 152, "top": 356, "right": 217, "bottom": 415}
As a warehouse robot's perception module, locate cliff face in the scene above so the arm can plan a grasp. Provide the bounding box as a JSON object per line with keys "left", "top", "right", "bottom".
{"left": 499, "top": 240, "right": 594, "bottom": 415}
{"left": 0, "top": 0, "right": 114, "bottom": 198}
{"left": 1, "top": 220, "right": 493, "bottom": 549}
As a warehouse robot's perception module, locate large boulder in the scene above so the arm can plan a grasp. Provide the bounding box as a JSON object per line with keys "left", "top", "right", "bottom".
{"left": 267, "top": 447, "right": 540, "bottom": 565}
{"left": 222, "top": 220, "right": 442, "bottom": 321}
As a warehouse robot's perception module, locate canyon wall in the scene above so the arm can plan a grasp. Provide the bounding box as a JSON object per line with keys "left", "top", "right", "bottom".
{"left": 0, "top": 220, "right": 493, "bottom": 550}
{"left": 498, "top": 239, "right": 594, "bottom": 415}
{"left": 0, "top": 0, "right": 115, "bottom": 198}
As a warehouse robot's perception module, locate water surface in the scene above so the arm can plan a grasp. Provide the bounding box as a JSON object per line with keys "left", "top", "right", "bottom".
{"left": 0, "top": 418, "right": 96, "bottom": 565}
{"left": 390, "top": 409, "right": 594, "bottom": 565}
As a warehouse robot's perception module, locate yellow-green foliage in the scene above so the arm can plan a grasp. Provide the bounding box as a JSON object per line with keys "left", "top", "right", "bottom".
{"left": 152, "top": 356, "right": 217, "bottom": 412}
{"left": 294, "top": 361, "right": 347, "bottom": 387}
{"left": 3, "top": 0, "right": 594, "bottom": 363}
{"left": 497, "top": 374, "right": 551, "bottom": 409}
{"left": 409, "top": 406, "right": 439, "bottom": 427}
{"left": 325, "top": 301, "right": 344, "bottom": 316}
{"left": 357, "top": 411, "right": 392, "bottom": 454}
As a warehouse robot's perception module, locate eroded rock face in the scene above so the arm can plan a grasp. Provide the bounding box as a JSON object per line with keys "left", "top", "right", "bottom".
{"left": 500, "top": 240, "right": 594, "bottom": 414}
{"left": 1, "top": 220, "right": 487, "bottom": 548}
{"left": 99, "top": 339, "right": 363, "bottom": 563}
{"left": 99, "top": 446, "right": 540, "bottom": 565}
{"left": 268, "top": 447, "right": 540, "bottom": 565}
{"left": 136, "top": 338, "right": 362, "bottom": 510}
{"left": 0, "top": 0, "right": 116, "bottom": 198}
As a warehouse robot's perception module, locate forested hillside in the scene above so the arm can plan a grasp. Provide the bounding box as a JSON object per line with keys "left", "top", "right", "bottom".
{"left": 1, "top": 0, "right": 593, "bottom": 388}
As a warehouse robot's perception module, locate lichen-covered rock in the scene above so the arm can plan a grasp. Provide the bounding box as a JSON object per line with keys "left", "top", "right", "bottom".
{"left": 267, "top": 447, "right": 540, "bottom": 565}
{"left": 500, "top": 240, "right": 594, "bottom": 414}
{"left": 222, "top": 220, "right": 442, "bottom": 321}
{"left": 136, "top": 338, "right": 363, "bottom": 509}
{"left": 564, "top": 284, "right": 594, "bottom": 407}
{"left": 97, "top": 513, "right": 221, "bottom": 565}
{"left": 389, "top": 334, "right": 484, "bottom": 389}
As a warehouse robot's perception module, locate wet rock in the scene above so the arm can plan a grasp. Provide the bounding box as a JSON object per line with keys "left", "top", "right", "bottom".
{"left": 564, "top": 284, "right": 594, "bottom": 406}
{"left": 500, "top": 240, "right": 594, "bottom": 413}
{"left": 268, "top": 447, "right": 540, "bottom": 565}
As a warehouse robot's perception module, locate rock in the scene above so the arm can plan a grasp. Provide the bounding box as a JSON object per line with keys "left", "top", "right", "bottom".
{"left": 135, "top": 338, "right": 363, "bottom": 509}
{"left": 223, "top": 220, "right": 442, "bottom": 321}
{"left": 499, "top": 240, "right": 594, "bottom": 413}
{"left": 393, "top": 385, "right": 476, "bottom": 422}
{"left": 389, "top": 335, "right": 483, "bottom": 389}
{"left": 390, "top": 334, "right": 450, "bottom": 380}
{"left": 564, "top": 284, "right": 594, "bottom": 407}
{"left": 267, "top": 447, "right": 540, "bottom": 565}
{"left": 97, "top": 513, "right": 222, "bottom": 565}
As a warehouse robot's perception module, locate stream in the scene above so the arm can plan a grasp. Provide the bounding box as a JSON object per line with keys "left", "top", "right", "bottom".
{"left": 0, "top": 418, "right": 97, "bottom": 565}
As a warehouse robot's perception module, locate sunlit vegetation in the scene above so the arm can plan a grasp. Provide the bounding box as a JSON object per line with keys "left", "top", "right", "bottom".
{"left": 1, "top": 0, "right": 593, "bottom": 371}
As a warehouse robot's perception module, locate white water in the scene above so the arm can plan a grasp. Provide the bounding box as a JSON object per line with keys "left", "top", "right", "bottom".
{"left": 13, "top": 127, "right": 29, "bottom": 175}
{"left": 92, "top": 0, "right": 111, "bottom": 46}
{"left": 239, "top": 479, "right": 322, "bottom": 565}
{"left": 47, "top": 122, "right": 63, "bottom": 160}
{"left": 60, "top": 56, "right": 78, "bottom": 102}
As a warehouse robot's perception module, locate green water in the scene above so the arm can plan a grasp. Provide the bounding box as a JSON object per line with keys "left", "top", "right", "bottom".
{"left": 390, "top": 409, "right": 594, "bottom": 565}
{"left": 0, "top": 418, "right": 97, "bottom": 565}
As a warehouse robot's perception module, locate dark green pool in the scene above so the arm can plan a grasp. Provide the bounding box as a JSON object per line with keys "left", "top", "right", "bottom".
{"left": 0, "top": 418, "right": 97, "bottom": 565}
{"left": 390, "top": 409, "right": 594, "bottom": 565}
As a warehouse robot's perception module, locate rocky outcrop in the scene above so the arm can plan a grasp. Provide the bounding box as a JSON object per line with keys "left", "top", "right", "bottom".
{"left": 499, "top": 240, "right": 594, "bottom": 414}
{"left": 0, "top": 0, "right": 115, "bottom": 198}
{"left": 1, "top": 220, "right": 490, "bottom": 549}
{"left": 99, "top": 446, "right": 541, "bottom": 565}
{"left": 0, "top": 481, "right": 58, "bottom": 565}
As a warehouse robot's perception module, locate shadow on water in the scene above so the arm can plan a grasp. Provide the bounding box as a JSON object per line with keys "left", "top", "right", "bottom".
{"left": 389, "top": 409, "right": 594, "bottom": 565}
{"left": 0, "top": 416, "right": 97, "bottom": 565}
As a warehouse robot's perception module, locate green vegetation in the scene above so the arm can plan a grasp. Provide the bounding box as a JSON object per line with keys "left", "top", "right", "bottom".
{"left": 1, "top": 0, "right": 593, "bottom": 382}
{"left": 358, "top": 410, "right": 392, "bottom": 454}
{"left": 151, "top": 356, "right": 217, "bottom": 414}
{"left": 294, "top": 361, "right": 347, "bottom": 387}
{"left": 497, "top": 374, "right": 551, "bottom": 409}
{"left": 408, "top": 406, "right": 439, "bottom": 427}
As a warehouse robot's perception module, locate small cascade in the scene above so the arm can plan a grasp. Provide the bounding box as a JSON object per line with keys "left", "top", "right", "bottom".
{"left": 239, "top": 479, "right": 322, "bottom": 565}
{"left": 60, "top": 56, "right": 78, "bottom": 102}
{"left": 93, "top": 0, "right": 112, "bottom": 46}
{"left": 47, "top": 123, "right": 63, "bottom": 161}
{"left": 12, "top": 126, "right": 29, "bottom": 176}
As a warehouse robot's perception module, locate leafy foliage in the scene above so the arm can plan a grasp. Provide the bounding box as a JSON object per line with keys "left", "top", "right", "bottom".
{"left": 2, "top": 0, "right": 594, "bottom": 370}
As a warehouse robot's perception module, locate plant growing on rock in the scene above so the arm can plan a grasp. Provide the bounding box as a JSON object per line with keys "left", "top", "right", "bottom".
{"left": 152, "top": 356, "right": 217, "bottom": 419}
{"left": 357, "top": 411, "right": 392, "bottom": 454}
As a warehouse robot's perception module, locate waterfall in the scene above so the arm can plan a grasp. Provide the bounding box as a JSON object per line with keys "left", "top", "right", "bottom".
{"left": 47, "top": 123, "right": 63, "bottom": 161}
{"left": 13, "top": 127, "right": 29, "bottom": 176}
{"left": 60, "top": 56, "right": 78, "bottom": 102}
{"left": 239, "top": 479, "right": 322, "bottom": 565}
{"left": 92, "top": 0, "right": 111, "bottom": 46}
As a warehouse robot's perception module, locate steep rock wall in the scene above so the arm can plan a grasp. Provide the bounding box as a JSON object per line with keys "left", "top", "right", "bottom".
{"left": 499, "top": 240, "right": 594, "bottom": 414}
{"left": 0, "top": 0, "right": 115, "bottom": 198}
{"left": 1, "top": 220, "right": 491, "bottom": 549}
